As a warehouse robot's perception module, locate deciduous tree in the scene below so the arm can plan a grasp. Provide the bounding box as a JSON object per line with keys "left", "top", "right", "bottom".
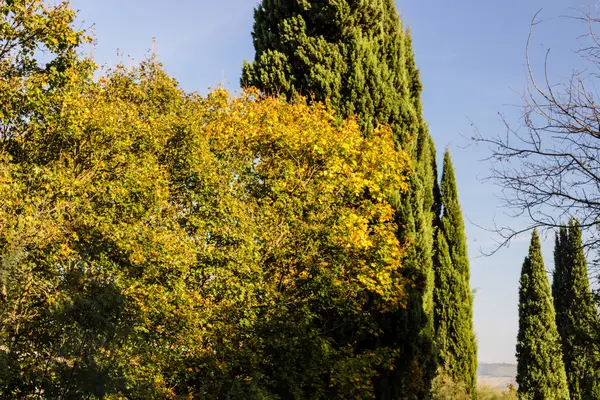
{"left": 1, "top": 50, "right": 412, "bottom": 399}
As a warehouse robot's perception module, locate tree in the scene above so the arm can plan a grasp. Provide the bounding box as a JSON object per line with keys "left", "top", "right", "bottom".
{"left": 0, "top": 49, "right": 206, "bottom": 396}
{"left": 242, "top": 1, "right": 442, "bottom": 396}
{"left": 433, "top": 150, "right": 477, "bottom": 397}
{"left": 552, "top": 220, "right": 600, "bottom": 399}
{"left": 179, "top": 89, "right": 411, "bottom": 399}
{"left": 475, "top": 10, "right": 600, "bottom": 251}
{"left": 242, "top": 0, "right": 418, "bottom": 144}
{"left": 0, "top": 1, "right": 417, "bottom": 398}
{"left": 0, "top": 0, "right": 93, "bottom": 151}
{"left": 516, "top": 230, "right": 569, "bottom": 400}
{"left": 1, "top": 50, "right": 412, "bottom": 400}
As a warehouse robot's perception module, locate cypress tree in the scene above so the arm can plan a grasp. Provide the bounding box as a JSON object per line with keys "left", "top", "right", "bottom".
{"left": 242, "top": 1, "right": 441, "bottom": 397}
{"left": 433, "top": 150, "right": 477, "bottom": 397}
{"left": 516, "top": 230, "right": 569, "bottom": 400}
{"left": 242, "top": 0, "right": 419, "bottom": 144}
{"left": 553, "top": 221, "right": 600, "bottom": 399}
{"left": 389, "top": 30, "right": 441, "bottom": 400}
{"left": 552, "top": 226, "right": 569, "bottom": 334}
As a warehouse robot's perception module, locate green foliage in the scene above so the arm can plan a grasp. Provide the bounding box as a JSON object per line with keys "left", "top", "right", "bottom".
{"left": 0, "top": 0, "right": 93, "bottom": 150}
{"left": 177, "top": 89, "right": 411, "bottom": 399}
{"left": 433, "top": 150, "right": 477, "bottom": 397}
{"left": 0, "top": 2, "right": 413, "bottom": 394}
{"left": 516, "top": 230, "right": 570, "bottom": 400}
{"left": 476, "top": 385, "right": 517, "bottom": 400}
{"left": 432, "top": 376, "right": 517, "bottom": 400}
{"left": 0, "top": 1, "right": 503, "bottom": 399}
{"left": 431, "top": 373, "right": 470, "bottom": 400}
{"left": 553, "top": 221, "right": 600, "bottom": 399}
{"left": 242, "top": 0, "right": 419, "bottom": 145}
{"left": 243, "top": 1, "right": 443, "bottom": 397}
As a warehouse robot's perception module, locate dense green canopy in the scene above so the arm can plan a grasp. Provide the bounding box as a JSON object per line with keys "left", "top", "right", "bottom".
{"left": 0, "top": 1, "right": 508, "bottom": 398}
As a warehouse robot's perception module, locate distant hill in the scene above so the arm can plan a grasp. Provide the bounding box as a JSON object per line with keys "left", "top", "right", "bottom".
{"left": 477, "top": 363, "right": 517, "bottom": 389}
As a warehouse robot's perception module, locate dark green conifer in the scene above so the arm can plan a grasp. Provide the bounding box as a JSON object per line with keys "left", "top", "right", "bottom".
{"left": 242, "top": 1, "right": 441, "bottom": 397}
{"left": 433, "top": 150, "right": 477, "bottom": 397}
{"left": 517, "top": 230, "right": 569, "bottom": 400}
{"left": 242, "top": 0, "right": 418, "bottom": 144}
{"left": 553, "top": 226, "right": 569, "bottom": 333}
{"left": 553, "top": 221, "right": 600, "bottom": 399}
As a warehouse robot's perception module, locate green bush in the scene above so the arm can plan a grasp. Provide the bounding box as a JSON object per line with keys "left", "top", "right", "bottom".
{"left": 431, "top": 374, "right": 517, "bottom": 400}
{"left": 477, "top": 385, "right": 517, "bottom": 400}
{"left": 431, "top": 374, "right": 470, "bottom": 400}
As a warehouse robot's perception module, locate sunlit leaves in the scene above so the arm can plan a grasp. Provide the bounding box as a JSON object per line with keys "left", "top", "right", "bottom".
{"left": 0, "top": 3, "right": 411, "bottom": 396}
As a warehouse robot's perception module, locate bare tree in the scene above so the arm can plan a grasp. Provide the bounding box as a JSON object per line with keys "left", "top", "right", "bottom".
{"left": 476, "top": 8, "right": 600, "bottom": 255}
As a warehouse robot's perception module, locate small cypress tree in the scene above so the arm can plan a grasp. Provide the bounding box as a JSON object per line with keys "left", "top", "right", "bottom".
{"left": 516, "top": 230, "right": 569, "bottom": 400}
{"left": 433, "top": 150, "right": 477, "bottom": 397}
{"left": 242, "top": 1, "right": 441, "bottom": 396}
{"left": 553, "top": 221, "right": 600, "bottom": 399}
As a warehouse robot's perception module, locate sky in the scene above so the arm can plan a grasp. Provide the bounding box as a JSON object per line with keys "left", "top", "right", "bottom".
{"left": 70, "top": 0, "right": 598, "bottom": 364}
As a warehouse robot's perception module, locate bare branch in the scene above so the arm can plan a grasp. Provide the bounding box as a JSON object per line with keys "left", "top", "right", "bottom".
{"left": 474, "top": 9, "right": 600, "bottom": 255}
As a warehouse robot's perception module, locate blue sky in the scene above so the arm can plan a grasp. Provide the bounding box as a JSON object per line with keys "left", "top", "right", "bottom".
{"left": 70, "top": 0, "right": 596, "bottom": 364}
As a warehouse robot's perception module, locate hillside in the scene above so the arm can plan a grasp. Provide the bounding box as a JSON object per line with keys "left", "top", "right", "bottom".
{"left": 478, "top": 363, "right": 517, "bottom": 389}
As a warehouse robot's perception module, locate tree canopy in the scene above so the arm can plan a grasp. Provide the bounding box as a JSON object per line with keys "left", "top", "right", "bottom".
{"left": 241, "top": 0, "right": 419, "bottom": 145}
{"left": 0, "top": 3, "right": 413, "bottom": 397}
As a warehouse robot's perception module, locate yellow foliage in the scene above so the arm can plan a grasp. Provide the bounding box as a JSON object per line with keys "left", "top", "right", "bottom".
{"left": 0, "top": 57, "right": 411, "bottom": 398}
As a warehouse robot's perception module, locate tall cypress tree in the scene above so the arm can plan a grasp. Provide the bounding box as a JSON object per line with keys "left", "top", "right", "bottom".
{"left": 242, "top": 1, "right": 441, "bottom": 397}
{"left": 242, "top": 0, "right": 418, "bottom": 144}
{"left": 516, "top": 230, "right": 569, "bottom": 400}
{"left": 433, "top": 150, "right": 477, "bottom": 397}
{"left": 553, "top": 221, "right": 600, "bottom": 399}
{"left": 389, "top": 28, "right": 441, "bottom": 400}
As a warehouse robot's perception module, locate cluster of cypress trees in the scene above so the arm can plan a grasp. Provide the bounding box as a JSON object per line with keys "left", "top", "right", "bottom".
{"left": 553, "top": 222, "right": 600, "bottom": 398}
{"left": 517, "top": 224, "right": 600, "bottom": 399}
{"left": 242, "top": 0, "right": 477, "bottom": 397}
